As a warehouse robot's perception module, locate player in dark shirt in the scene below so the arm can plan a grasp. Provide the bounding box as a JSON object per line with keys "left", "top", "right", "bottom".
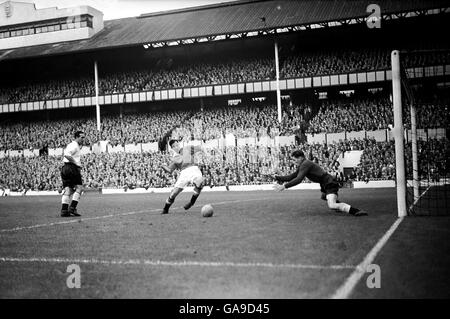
{"left": 273, "top": 150, "right": 367, "bottom": 216}
{"left": 160, "top": 139, "right": 205, "bottom": 214}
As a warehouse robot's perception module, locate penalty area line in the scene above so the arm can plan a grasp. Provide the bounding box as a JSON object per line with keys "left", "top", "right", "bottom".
{"left": 0, "top": 198, "right": 264, "bottom": 233}
{"left": 330, "top": 217, "right": 404, "bottom": 299}
{"left": 0, "top": 256, "right": 356, "bottom": 271}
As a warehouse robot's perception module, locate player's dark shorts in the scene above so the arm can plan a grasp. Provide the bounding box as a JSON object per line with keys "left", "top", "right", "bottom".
{"left": 61, "top": 163, "right": 82, "bottom": 188}
{"left": 320, "top": 174, "right": 340, "bottom": 195}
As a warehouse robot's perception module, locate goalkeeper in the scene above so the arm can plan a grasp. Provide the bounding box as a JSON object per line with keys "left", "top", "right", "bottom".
{"left": 272, "top": 150, "right": 367, "bottom": 216}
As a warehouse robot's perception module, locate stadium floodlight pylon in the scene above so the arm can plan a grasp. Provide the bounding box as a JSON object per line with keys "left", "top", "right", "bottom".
{"left": 94, "top": 61, "right": 101, "bottom": 133}
{"left": 274, "top": 40, "right": 282, "bottom": 123}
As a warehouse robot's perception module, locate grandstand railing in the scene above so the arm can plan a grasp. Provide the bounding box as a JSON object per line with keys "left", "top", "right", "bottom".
{"left": 306, "top": 128, "right": 447, "bottom": 144}
{"left": 1, "top": 64, "right": 449, "bottom": 113}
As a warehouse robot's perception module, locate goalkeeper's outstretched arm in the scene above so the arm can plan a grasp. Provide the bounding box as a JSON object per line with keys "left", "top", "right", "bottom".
{"left": 274, "top": 171, "right": 298, "bottom": 183}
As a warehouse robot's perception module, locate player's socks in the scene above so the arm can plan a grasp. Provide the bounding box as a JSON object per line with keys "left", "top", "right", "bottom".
{"left": 60, "top": 203, "right": 70, "bottom": 217}
{"left": 185, "top": 186, "right": 202, "bottom": 210}
{"left": 162, "top": 196, "right": 175, "bottom": 214}
{"left": 69, "top": 191, "right": 81, "bottom": 209}
{"left": 184, "top": 194, "right": 199, "bottom": 210}
{"left": 189, "top": 193, "right": 200, "bottom": 205}
{"left": 69, "top": 200, "right": 78, "bottom": 209}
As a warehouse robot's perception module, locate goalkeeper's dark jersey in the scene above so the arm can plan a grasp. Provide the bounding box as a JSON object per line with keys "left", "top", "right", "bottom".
{"left": 276, "top": 159, "right": 335, "bottom": 189}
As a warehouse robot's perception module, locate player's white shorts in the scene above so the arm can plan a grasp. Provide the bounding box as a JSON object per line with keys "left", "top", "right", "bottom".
{"left": 174, "top": 165, "right": 203, "bottom": 189}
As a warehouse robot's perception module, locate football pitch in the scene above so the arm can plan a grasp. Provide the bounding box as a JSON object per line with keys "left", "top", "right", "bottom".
{"left": 1, "top": 188, "right": 449, "bottom": 299}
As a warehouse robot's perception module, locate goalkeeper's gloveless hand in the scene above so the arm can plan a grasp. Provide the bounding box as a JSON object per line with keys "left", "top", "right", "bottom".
{"left": 273, "top": 184, "right": 286, "bottom": 192}
{"left": 273, "top": 175, "right": 283, "bottom": 184}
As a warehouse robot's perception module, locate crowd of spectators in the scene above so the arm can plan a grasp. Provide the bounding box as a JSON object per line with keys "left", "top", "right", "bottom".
{"left": 0, "top": 141, "right": 349, "bottom": 191}
{"left": 2, "top": 48, "right": 449, "bottom": 104}
{"left": 307, "top": 94, "right": 393, "bottom": 133}
{"left": 353, "top": 139, "right": 397, "bottom": 182}
{"left": 307, "top": 94, "right": 450, "bottom": 133}
{"left": 1, "top": 93, "right": 448, "bottom": 152}
{"left": 1, "top": 136, "right": 448, "bottom": 192}
{"left": 0, "top": 101, "right": 311, "bottom": 151}
{"left": 402, "top": 99, "right": 450, "bottom": 129}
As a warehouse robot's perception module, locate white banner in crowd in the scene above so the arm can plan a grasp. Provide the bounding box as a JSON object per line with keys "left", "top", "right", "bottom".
{"left": 141, "top": 142, "right": 159, "bottom": 152}
{"left": 277, "top": 135, "right": 296, "bottom": 146}
{"left": 306, "top": 133, "right": 326, "bottom": 144}
{"left": 23, "top": 149, "right": 39, "bottom": 157}
{"left": 124, "top": 143, "right": 141, "bottom": 153}
{"left": 1, "top": 127, "right": 447, "bottom": 159}
{"left": 366, "top": 130, "right": 386, "bottom": 142}
{"left": 80, "top": 146, "right": 91, "bottom": 155}
{"left": 204, "top": 139, "right": 220, "bottom": 149}
{"left": 9, "top": 150, "right": 22, "bottom": 157}
{"left": 225, "top": 133, "right": 236, "bottom": 147}
{"left": 257, "top": 136, "right": 274, "bottom": 147}
{"left": 347, "top": 130, "right": 367, "bottom": 141}
{"left": 326, "top": 132, "right": 346, "bottom": 144}
{"left": 108, "top": 144, "right": 125, "bottom": 153}
{"left": 49, "top": 147, "right": 63, "bottom": 157}
{"left": 237, "top": 137, "right": 256, "bottom": 146}
{"left": 91, "top": 142, "right": 102, "bottom": 154}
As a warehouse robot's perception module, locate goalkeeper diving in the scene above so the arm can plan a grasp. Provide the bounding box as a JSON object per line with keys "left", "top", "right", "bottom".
{"left": 271, "top": 150, "right": 367, "bottom": 216}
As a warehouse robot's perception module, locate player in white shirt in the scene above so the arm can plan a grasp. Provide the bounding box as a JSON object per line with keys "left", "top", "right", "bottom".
{"left": 60, "top": 131, "right": 85, "bottom": 217}
{"left": 160, "top": 139, "right": 205, "bottom": 214}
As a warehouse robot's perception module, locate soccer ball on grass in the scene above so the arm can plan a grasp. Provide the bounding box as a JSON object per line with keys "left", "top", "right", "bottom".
{"left": 201, "top": 204, "right": 214, "bottom": 217}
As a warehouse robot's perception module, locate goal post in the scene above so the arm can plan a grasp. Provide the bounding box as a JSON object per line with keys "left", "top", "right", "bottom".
{"left": 391, "top": 49, "right": 449, "bottom": 217}
{"left": 391, "top": 50, "right": 407, "bottom": 217}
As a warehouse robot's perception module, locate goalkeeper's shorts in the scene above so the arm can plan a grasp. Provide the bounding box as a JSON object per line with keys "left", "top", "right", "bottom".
{"left": 320, "top": 181, "right": 340, "bottom": 195}
{"left": 320, "top": 174, "right": 340, "bottom": 195}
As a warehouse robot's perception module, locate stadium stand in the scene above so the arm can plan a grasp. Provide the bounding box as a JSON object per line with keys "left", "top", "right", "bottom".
{"left": 1, "top": 0, "right": 449, "bottom": 194}
{"left": 1, "top": 48, "right": 450, "bottom": 104}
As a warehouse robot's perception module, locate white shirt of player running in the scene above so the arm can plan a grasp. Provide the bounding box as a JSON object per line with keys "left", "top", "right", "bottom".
{"left": 63, "top": 141, "right": 82, "bottom": 167}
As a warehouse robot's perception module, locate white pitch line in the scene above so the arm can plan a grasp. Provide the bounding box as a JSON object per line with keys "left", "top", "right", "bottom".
{"left": 0, "top": 198, "right": 262, "bottom": 233}
{"left": 0, "top": 256, "right": 356, "bottom": 270}
{"left": 409, "top": 185, "right": 431, "bottom": 212}
{"left": 330, "top": 217, "right": 404, "bottom": 299}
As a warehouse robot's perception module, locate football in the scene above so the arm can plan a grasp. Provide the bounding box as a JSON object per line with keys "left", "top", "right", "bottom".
{"left": 201, "top": 204, "right": 214, "bottom": 217}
